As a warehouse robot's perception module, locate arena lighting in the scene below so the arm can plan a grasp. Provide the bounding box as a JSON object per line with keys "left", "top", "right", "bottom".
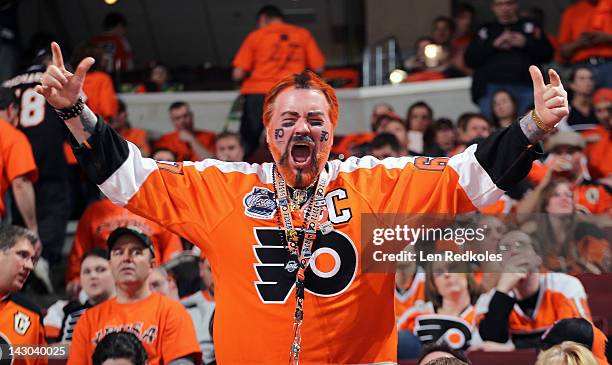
{"left": 423, "top": 43, "right": 441, "bottom": 60}
{"left": 389, "top": 69, "right": 407, "bottom": 85}
{"left": 104, "top": 0, "right": 118, "bottom": 5}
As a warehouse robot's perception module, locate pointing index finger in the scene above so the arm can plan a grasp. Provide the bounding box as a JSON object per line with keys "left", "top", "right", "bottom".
{"left": 529, "top": 65, "right": 545, "bottom": 93}
{"left": 51, "top": 42, "right": 65, "bottom": 70}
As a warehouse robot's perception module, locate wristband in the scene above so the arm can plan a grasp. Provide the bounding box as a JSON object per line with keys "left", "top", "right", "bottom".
{"left": 54, "top": 96, "right": 85, "bottom": 120}
{"left": 531, "top": 109, "right": 553, "bottom": 133}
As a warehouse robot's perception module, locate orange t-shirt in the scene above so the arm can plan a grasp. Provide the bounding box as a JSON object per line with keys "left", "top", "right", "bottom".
{"left": 0, "top": 294, "right": 47, "bottom": 365}
{"left": 233, "top": 21, "right": 325, "bottom": 94}
{"left": 154, "top": 130, "right": 215, "bottom": 161}
{"left": 0, "top": 119, "right": 38, "bottom": 217}
{"left": 83, "top": 71, "right": 118, "bottom": 121}
{"left": 331, "top": 132, "right": 375, "bottom": 158}
{"left": 122, "top": 128, "right": 151, "bottom": 157}
{"left": 558, "top": 0, "right": 612, "bottom": 63}
{"left": 65, "top": 199, "right": 183, "bottom": 283}
{"left": 67, "top": 293, "right": 201, "bottom": 365}
{"left": 583, "top": 125, "right": 612, "bottom": 180}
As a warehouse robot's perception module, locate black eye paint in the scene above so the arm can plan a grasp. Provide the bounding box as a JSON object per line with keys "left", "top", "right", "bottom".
{"left": 320, "top": 131, "right": 329, "bottom": 142}
{"left": 274, "top": 128, "right": 285, "bottom": 139}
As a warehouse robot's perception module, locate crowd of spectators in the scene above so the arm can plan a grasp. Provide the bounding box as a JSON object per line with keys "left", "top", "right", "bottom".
{"left": 0, "top": 1, "right": 610, "bottom": 365}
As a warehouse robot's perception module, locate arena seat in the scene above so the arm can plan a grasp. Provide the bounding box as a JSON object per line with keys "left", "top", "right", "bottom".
{"left": 467, "top": 349, "right": 538, "bottom": 365}
{"left": 577, "top": 273, "right": 612, "bottom": 335}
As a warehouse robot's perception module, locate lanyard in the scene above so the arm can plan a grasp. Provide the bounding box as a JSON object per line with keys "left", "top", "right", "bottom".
{"left": 273, "top": 165, "right": 330, "bottom": 365}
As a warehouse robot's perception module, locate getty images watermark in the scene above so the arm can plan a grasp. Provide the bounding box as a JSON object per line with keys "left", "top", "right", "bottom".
{"left": 360, "top": 214, "right": 506, "bottom": 273}
{"left": 370, "top": 223, "right": 502, "bottom": 263}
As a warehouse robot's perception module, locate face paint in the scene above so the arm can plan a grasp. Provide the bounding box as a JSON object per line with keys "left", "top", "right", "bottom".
{"left": 266, "top": 87, "right": 334, "bottom": 188}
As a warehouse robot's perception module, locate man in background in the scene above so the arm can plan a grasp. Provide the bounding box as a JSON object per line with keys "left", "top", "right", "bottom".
{"left": 155, "top": 101, "right": 215, "bottom": 161}
{"left": 232, "top": 5, "right": 325, "bottom": 157}
{"left": 0, "top": 225, "right": 46, "bottom": 365}
{"left": 3, "top": 46, "right": 71, "bottom": 269}
{"left": 214, "top": 131, "right": 245, "bottom": 162}
{"left": 68, "top": 227, "right": 201, "bottom": 365}
{"left": 0, "top": 88, "right": 38, "bottom": 237}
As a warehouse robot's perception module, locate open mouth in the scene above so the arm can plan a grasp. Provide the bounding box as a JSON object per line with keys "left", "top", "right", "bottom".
{"left": 290, "top": 142, "right": 313, "bottom": 166}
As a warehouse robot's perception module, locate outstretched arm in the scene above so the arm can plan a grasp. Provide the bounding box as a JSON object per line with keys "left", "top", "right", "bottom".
{"left": 36, "top": 42, "right": 239, "bottom": 251}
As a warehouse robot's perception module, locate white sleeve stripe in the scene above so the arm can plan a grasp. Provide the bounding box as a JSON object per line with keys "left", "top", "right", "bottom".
{"left": 447, "top": 144, "right": 504, "bottom": 209}
{"left": 99, "top": 144, "right": 276, "bottom": 206}
{"left": 99, "top": 142, "right": 158, "bottom": 206}
{"left": 188, "top": 160, "right": 274, "bottom": 184}
{"left": 328, "top": 156, "right": 416, "bottom": 181}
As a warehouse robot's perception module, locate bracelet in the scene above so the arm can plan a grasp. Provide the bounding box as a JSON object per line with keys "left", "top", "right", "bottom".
{"left": 531, "top": 109, "right": 553, "bottom": 133}
{"left": 54, "top": 97, "right": 85, "bottom": 120}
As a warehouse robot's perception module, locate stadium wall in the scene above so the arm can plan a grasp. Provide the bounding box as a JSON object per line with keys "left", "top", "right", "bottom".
{"left": 120, "top": 77, "right": 476, "bottom": 135}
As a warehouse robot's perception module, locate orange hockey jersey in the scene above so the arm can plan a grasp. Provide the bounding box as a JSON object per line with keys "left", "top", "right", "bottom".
{"left": 476, "top": 273, "right": 591, "bottom": 348}
{"left": 0, "top": 294, "right": 47, "bottom": 365}
{"left": 397, "top": 301, "right": 481, "bottom": 350}
{"left": 72, "top": 118, "right": 541, "bottom": 364}
{"left": 394, "top": 266, "right": 426, "bottom": 322}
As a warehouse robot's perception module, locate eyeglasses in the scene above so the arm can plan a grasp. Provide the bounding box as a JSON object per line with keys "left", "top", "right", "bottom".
{"left": 497, "top": 240, "right": 530, "bottom": 253}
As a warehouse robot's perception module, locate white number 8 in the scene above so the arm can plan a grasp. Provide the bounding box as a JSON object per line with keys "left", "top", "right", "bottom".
{"left": 19, "top": 87, "right": 46, "bottom": 128}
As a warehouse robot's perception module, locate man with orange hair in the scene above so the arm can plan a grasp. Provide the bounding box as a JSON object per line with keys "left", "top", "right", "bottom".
{"left": 38, "top": 41, "right": 568, "bottom": 364}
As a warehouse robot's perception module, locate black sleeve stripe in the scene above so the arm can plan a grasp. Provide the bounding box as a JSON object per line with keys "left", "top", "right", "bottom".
{"left": 474, "top": 120, "right": 543, "bottom": 191}
{"left": 71, "top": 117, "right": 130, "bottom": 185}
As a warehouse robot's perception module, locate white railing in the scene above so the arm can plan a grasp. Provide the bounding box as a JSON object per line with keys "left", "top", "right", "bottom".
{"left": 120, "top": 77, "right": 477, "bottom": 135}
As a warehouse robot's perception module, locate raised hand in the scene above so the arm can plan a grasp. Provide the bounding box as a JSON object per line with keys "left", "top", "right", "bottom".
{"left": 35, "top": 42, "right": 95, "bottom": 109}
{"left": 529, "top": 65, "right": 569, "bottom": 130}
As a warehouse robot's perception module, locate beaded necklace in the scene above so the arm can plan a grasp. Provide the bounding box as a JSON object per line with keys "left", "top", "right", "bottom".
{"left": 271, "top": 164, "right": 330, "bottom": 364}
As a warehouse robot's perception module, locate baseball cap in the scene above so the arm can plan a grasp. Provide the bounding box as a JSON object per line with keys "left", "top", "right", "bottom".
{"left": 545, "top": 131, "right": 585, "bottom": 153}
{"left": 593, "top": 88, "right": 612, "bottom": 105}
{"left": 541, "top": 318, "right": 610, "bottom": 365}
{"left": 107, "top": 226, "right": 155, "bottom": 258}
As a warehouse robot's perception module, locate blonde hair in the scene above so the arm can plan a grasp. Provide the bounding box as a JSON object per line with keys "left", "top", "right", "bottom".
{"left": 536, "top": 341, "right": 598, "bottom": 365}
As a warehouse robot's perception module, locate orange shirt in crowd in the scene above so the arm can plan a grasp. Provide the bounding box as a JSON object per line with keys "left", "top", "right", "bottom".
{"left": 67, "top": 293, "right": 201, "bottom": 365}
{"left": 154, "top": 130, "right": 215, "bottom": 161}
{"left": 0, "top": 294, "right": 47, "bottom": 365}
{"left": 83, "top": 71, "right": 118, "bottom": 121}
{"left": 122, "top": 128, "right": 151, "bottom": 157}
{"left": 331, "top": 132, "right": 375, "bottom": 158}
{"left": 65, "top": 199, "right": 183, "bottom": 283}
{"left": 558, "top": 0, "right": 612, "bottom": 64}
{"left": 394, "top": 267, "right": 426, "bottom": 321}
{"left": 90, "top": 34, "right": 133, "bottom": 72}
{"left": 233, "top": 21, "right": 325, "bottom": 94}
{"left": 0, "top": 119, "right": 38, "bottom": 218}
{"left": 583, "top": 125, "right": 612, "bottom": 180}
